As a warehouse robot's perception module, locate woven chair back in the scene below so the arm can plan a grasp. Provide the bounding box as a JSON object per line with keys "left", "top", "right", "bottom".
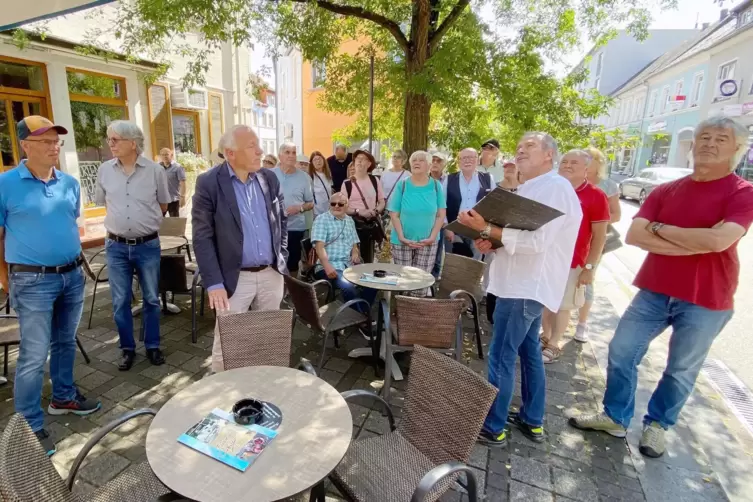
{"left": 399, "top": 346, "right": 497, "bottom": 466}
{"left": 439, "top": 253, "right": 486, "bottom": 300}
{"left": 283, "top": 275, "right": 325, "bottom": 332}
{"left": 0, "top": 414, "right": 74, "bottom": 502}
{"left": 159, "top": 255, "right": 188, "bottom": 293}
{"left": 159, "top": 217, "right": 187, "bottom": 237}
{"left": 395, "top": 296, "right": 464, "bottom": 349}
{"left": 217, "top": 310, "right": 294, "bottom": 369}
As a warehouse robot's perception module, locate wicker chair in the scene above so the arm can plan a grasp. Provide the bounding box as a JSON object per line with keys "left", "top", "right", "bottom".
{"left": 381, "top": 295, "right": 466, "bottom": 404}
{"left": 159, "top": 217, "right": 192, "bottom": 261}
{"left": 157, "top": 255, "right": 203, "bottom": 343}
{"left": 216, "top": 310, "right": 316, "bottom": 376}
{"left": 0, "top": 411, "right": 173, "bottom": 502}
{"left": 283, "top": 275, "right": 375, "bottom": 372}
{"left": 83, "top": 248, "right": 111, "bottom": 329}
{"left": 330, "top": 345, "right": 497, "bottom": 502}
{"left": 432, "top": 253, "right": 487, "bottom": 360}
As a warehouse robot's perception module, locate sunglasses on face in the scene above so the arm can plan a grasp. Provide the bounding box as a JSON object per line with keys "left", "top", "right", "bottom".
{"left": 330, "top": 202, "right": 346, "bottom": 208}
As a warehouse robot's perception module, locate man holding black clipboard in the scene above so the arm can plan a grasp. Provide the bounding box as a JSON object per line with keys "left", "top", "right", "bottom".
{"left": 458, "top": 132, "right": 582, "bottom": 447}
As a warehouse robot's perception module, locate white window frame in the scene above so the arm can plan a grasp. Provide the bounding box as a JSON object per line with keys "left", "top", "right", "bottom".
{"left": 717, "top": 59, "right": 737, "bottom": 81}
{"left": 648, "top": 90, "right": 658, "bottom": 117}
{"left": 660, "top": 85, "right": 670, "bottom": 113}
{"left": 633, "top": 96, "right": 643, "bottom": 121}
{"left": 593, "top": 76, "right": 601, "bottom": 91}
{"left": 595, "top": 52, "right": 604, "bottom": 77}
{"left": 690, "top": 72, "right": 704, "bottom": 106}
{"left": 311, "top": 60, "right": 326, "bottom": 88}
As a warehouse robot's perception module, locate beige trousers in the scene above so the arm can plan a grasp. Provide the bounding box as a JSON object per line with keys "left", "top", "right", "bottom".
{"left": 211, "top": 268, "right": 284, "bottom": 372}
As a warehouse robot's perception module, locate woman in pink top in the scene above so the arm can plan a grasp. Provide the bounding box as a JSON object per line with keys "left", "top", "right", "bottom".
{"left": 341, "top": 149, "right": 385, "bottom": 263}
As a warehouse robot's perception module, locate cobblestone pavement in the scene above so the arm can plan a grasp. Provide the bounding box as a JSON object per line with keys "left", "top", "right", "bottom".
{"left": 0, "top": 258, "right": 741, "bottom": 501}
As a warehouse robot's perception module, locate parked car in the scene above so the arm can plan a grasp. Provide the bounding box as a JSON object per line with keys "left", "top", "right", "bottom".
{"left": 619, "top": 167, "right": 692, "bottom": 205}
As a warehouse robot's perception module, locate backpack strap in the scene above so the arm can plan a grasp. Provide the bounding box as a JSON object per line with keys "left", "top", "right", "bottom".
{"left": 369, "top": 174, "right": 378, "bottom": 194}
{"left": 345, "top": 180, "right": 353, "bottom": 199}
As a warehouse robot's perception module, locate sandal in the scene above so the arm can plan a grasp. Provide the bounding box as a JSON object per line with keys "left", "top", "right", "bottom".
{"left": 542, "top": 344, "right": 562, "bottom": 364}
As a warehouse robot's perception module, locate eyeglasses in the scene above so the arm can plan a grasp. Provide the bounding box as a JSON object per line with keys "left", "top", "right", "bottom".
{"left": 106, "top": 137, "right": 130, "bottom": 145}
{"left": 330, "top": 202, "right": 346, "bottom": 208}
{"left": 24, "top": 139, "right": 64, "bottom": 147}
{"left": 263, "top": 160, "right": 275, "bottom": 165}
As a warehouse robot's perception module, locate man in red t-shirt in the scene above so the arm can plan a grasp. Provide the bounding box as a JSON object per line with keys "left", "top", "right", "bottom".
{"left": 541, "top": 150, "right": 609, "bottom": 363}
{"left": 570, "top": 117, "right": 753, "bottom": 459}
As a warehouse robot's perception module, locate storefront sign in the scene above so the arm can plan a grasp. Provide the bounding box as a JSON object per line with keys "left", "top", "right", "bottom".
{"left": 722, "top": 104, "right": 744, "bottom": 117}
{"left": 647, "top": 121, "right": 667, "bottom": 133}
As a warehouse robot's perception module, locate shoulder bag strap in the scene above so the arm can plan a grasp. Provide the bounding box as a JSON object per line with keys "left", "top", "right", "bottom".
{"left": 315, "top": 173, "right": 331, "bottom": 200}
{"left": 386, "top": 170, "right": 406, "bottom": 201}
{"left": 351, "top": 179, "right": 371, "bottom": 210}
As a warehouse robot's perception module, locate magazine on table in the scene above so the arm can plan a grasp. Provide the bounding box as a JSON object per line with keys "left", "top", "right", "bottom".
{"left": 359, "top": 273, "right": 399, "bottom": 286}
{"left": 178, "top": 408, "right": 278, "bottom": 471}
{"left": 445, "top": 186, "right": 563, "bottom": 249}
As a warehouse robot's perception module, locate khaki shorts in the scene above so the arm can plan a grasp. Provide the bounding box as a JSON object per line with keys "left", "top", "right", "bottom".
{"left": 559, "top": 266, "right": 586, "bottom": 311}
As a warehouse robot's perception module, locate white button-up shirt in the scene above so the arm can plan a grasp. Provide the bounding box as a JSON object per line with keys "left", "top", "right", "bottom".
{"left": 487, "top": 170, "right": 582, "bottom": 312}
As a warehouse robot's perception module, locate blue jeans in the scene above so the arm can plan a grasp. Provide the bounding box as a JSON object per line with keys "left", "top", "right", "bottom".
{"left": 11, "top": 267, "right": 85, "bottom": 432}
{"left": 106, "top": 239, "right": 162, "bottom": 351}
{"left": 484, "top": 297, "right": 546, "bottom": 434}
{"left": 314, "top": 269, "right": 377, "bottom": 314}
{"left": 603, "top": 289, "right": 733, "bottom": 429}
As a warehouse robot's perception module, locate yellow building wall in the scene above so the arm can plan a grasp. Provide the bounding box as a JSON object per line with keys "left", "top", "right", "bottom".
{"left": 301, "top": 39, "right": 363, "bottom": 156}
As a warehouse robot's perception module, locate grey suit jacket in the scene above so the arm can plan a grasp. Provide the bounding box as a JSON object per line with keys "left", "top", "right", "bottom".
{"left": 192, "top": 163, "right": 288, "bottom": 297}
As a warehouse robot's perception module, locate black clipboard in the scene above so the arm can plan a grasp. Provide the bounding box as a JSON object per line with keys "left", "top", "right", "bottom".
{"left": 445, "top": 187, "right": 564, "bottom": 248}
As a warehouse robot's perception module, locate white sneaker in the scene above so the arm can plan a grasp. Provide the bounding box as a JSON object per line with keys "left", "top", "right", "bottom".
{"left": 574, "top": 323, "right": 589, "bottom": 343}
{"left": 639, "top": 421, "right": 666, "bottom": 458}
{"left": 0, "top": 376, "right": 7, "bottom": 385}
{"left": 568, "top": 411, "right": 627, "bottom": 438}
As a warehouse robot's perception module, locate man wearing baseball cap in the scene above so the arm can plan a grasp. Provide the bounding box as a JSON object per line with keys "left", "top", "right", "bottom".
{"left": 479, "top": 138, "right": 504, "bottom": 183}
{"left": 0, "top": 116, "right": 101, "bottom": 456}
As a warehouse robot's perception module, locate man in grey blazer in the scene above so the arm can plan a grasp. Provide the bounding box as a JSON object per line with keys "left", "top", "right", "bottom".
{"left": 192, "top": 125, "right": 288, "bottom": 372}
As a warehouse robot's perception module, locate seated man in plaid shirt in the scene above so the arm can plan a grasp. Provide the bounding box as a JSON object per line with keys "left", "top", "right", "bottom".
{"left": 311, "top": 192, "right": 377, "bottom": 313}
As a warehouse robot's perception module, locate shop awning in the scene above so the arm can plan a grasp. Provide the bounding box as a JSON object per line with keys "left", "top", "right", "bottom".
{"left": 0, "top": 1, "right": 116, "bottom": 31}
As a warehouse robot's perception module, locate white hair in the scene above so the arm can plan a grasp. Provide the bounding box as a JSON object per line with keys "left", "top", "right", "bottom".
{"left": 219, "top": 125, "right": 255, "bottom": 152}
{"left": 278, "top": 141, "right": 297, "bottom": 156}
{"left": 563, "top": 149, "right": 592, "bottom": 166}
{"left": 522, "top": 131, "right": 560, "bottom": 164}
{"left": 694, "top": 116, "right": 750, "bottom": 171}
{"left": 409, "top": 150, "right": 432, "bottom": 164}
{"left": 107, "top": 120, "right": 144, "bottom": 153}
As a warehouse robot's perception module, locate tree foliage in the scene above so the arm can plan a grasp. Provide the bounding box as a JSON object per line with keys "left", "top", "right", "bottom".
{"left": 68, "top": 0, "right": 675, "bottom": 155}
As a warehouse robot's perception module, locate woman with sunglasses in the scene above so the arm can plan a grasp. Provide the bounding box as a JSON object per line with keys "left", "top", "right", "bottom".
{"left": 308, "top": 151, "right": 333, "bottom": 219}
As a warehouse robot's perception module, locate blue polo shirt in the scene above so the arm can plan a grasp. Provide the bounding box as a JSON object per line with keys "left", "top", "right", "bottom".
{"left": 0, "top": 162, "right": 82, "bottom": 266}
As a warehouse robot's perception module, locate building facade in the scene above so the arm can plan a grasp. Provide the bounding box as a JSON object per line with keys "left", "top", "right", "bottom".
{"left": 251, "top": 90, "right": 277, "bottom": 157}
{"left": 276, "top": 47, "right": 303, "bottom": 150}
{"left": 0, "top": 5, "right": 251, "bottom": 244}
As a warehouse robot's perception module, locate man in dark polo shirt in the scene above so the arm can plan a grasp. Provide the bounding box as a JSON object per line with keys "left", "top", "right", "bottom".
{"left": 327, "top": 143, "right": 352, "bottom": 193}
{"left": 159, "top": 148, "right": 187, "bottom": 217}
{"left": 96, "top": 121, "right": 171, "bottom": 371}
{"left": 0, "top": 116, "right": 101, "bottom": 456}
{"left": 570, "top": 117, "right": 753, "bottom": 458}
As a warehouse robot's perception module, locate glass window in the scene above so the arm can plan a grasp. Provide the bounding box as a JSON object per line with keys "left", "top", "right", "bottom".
{"left": 718, "top": 61, "right": 736, "bottom": 81}
{"left": 209, "top": 93, "right": 223, "bottom": 152}
{"left": 70, "top": 101, "right": 126, "bottom": 162}
{"left": 0, "top": 101, "right": 14, "bottom": 168}
{"left": 691, "top": 74, "right": 704, "bottom": 105}
{"left": 0, "top": 60, "right": 44, "bottom": 92}
{"left": 173, "top": 112, "right": 199, "bottom": 154}
{"left": 312, "top": 60, "right": 326, "bottom": 88}
{"left": 67, "top": 71, "right": 123, "bottom": 100}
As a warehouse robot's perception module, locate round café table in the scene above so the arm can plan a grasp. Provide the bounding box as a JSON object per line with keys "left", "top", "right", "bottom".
{"left": 342, "top": 263, "right": 435, "bottom": 383}
{"left": 146, "top": 366, "right": 352, "bottom": 502}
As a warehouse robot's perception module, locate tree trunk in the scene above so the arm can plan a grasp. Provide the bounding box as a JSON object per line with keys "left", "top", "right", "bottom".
{"left": 403, "top": 0, "right": 432, "bottom": 156}
{"left": 403, "top": 91, "right": 430, "bottom": 155}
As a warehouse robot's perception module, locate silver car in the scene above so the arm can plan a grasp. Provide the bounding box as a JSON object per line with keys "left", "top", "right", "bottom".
{"left": 619, "top": 167, "right": 692, "bottom": 205}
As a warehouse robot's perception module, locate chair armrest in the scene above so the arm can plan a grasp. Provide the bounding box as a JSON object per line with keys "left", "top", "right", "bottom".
{"left": 411, "top": 461, "right": 479, "bottom": 502}
{"left": 340, "top": 389, "right": 396, "bottom": 436}
{"left": 191, "top": 271, "right": 202, "bottom": 287}
{"left": 94, "top": 263, "right": 109, "bottom": 282}
{"left": 89, "top": 248, "right": 107, "bottom": 261}
{"left": 297, "top": 357, "right": 317, "bottom": 376}
{"left": 66, "top": 408, "right": 157, "bottom": 490}
{"left": 449, "top": 288, "right": 476, "bottom": 306}
{"left": 311, "top": 279, "right": 333, "bottom": 305}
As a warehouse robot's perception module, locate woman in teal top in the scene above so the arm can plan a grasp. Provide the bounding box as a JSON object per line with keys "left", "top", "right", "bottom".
{"left": 388, "top": 150, "right": 447, "bottom": 296}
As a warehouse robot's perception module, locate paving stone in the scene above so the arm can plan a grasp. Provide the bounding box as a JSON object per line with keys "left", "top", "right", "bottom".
{"left": 180, "top": 355, "right": 211, "bottom": 374}
{"left": 73, "top": 364, "right": 97, "bottom": 380}
{"left": 78, "top": 450, "right": 130, "bottom": 486}
{"left": 467, "top": 443, "right": 489, "bottom": 469}
{"left": 552, "top": 467, "right": 598, "bottom": 502}
{"left": 509, "top": 480, "right": 554, "bottom": 502}
{"left": 103, "top": 382, "right": 142, "bottom": 402}
{"left": 324, "top": 357, "right": 354, "bottom": 373}
{"left": 165, "top": 350, "right": 194, "bottom": 367}
{"left": 597, "top": 479, "right": 645, "bottom": 501}
{"left": 510, "top": 454, "right": 552, "bottom": 491}
{"left": 77, "top": 370, "right": 114, "bottom": 391}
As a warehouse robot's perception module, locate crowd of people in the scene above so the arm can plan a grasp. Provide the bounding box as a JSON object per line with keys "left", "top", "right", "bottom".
{"left": 1, "top": 112, "right": 751, "bottom": 465}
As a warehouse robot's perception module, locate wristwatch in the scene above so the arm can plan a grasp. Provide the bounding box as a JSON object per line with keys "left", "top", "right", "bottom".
{"left": 479, "top": 223, "right": 492, "bottom": 240}
{"left": 650, "top": 222, "right": 664, "bottom": 235}
{"left": 355, "top": 209, "right": 360, "bottom": 216}
{"left": 299, "top": 206, "right": 304, "bottom": 214}
{"left": 584, "top": 264, "right": 594, "bottom": 271}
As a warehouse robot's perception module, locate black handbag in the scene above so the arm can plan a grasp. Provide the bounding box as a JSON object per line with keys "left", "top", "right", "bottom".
{"left": 347, "top": 178, "right": 386, "bottom": 244}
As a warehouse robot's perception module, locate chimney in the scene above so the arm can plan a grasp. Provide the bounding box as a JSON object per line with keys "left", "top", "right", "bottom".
{"left": 720, "top": 8, "right": 729, "bottom": 20}
{"left": 702, "top": 22, "right": 710, "bottom": 30}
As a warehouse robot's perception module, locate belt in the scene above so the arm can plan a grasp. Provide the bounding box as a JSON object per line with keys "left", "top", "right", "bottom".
{"left": 10, "top": 256, "right": 83, "bottom": 274}
{"left": 107, "top": 232, "right": 159, "bottom": 245}
{"left": 240, "top": 265, "right": 269, "bottom": 272}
